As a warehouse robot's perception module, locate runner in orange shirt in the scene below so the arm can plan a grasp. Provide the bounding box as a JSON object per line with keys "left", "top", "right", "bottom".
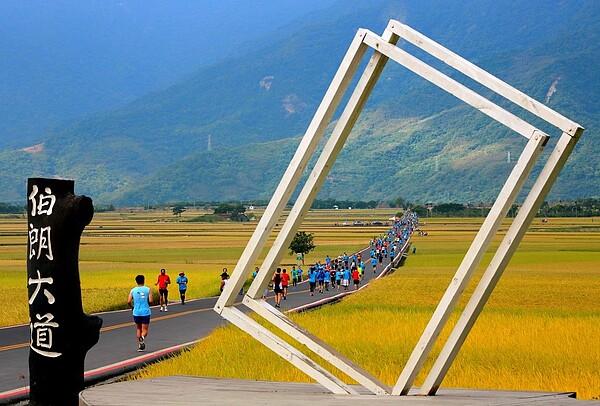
{"left": 281, "top": 268, "right": 291, "bottom": 300}
{"left": 155, "top": 268, "right": 171, "bottom": 311}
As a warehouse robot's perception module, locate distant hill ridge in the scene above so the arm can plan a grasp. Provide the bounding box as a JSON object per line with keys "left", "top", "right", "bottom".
{"left": 1, "top": 0, "right": 598, "bottom": 205}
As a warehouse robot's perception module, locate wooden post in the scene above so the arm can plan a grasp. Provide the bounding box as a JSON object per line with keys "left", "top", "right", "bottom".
{"left": 27, "top": 178, "right": 103, "bottom": 405}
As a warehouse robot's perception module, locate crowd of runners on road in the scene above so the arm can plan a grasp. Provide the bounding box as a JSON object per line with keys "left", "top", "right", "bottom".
{"left": 129, "top": 211, "right": 418, "bottom": 351}
{"left": 260, "top": 211, "right": 419, "bottom": 308}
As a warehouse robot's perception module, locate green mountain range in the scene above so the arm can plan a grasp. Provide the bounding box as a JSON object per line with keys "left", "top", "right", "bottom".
{"left": 2, "top": 0, "right": 598, "bottom": 206}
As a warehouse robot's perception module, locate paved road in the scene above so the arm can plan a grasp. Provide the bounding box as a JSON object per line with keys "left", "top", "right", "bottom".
{"left": 0, "top": 241, "right": 408, "bottom": 404}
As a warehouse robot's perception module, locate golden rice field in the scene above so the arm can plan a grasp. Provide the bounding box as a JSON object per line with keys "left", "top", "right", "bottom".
{"left": 0, "top": 207, "right": 388, "bottom": 326}
{"left": 1, "top": 209, "right": 599, "bottom": 399}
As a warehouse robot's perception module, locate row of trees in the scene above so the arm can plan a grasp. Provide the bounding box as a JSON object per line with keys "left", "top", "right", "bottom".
{"left": 537, "top": 199, "right": 600, "bottom": 217}
{"left": 409, "top": 199, "right": 600, "bottom": 218}
{"left": 3, "top": 198, "right": 599, "bottom": 218}
{"left": 409, "top": 203, "right": 494, "bottom": 218}
{"left": 175, "top": 202, "right": 248, "bottom": 221}
{"left": 0, "top": 202, "right": 25, "bottom": 214}
{"left": 0, "top": 203, "right": 116, "bottom": 214}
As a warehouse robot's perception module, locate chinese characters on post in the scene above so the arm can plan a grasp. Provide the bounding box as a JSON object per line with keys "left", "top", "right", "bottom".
{"left": 28, "top": 185, "right": 60, "bottom": 357}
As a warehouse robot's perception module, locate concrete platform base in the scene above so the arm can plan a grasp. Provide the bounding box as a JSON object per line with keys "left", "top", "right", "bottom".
{"left": 79, "top": 375, "right": 599, "bottom": 405}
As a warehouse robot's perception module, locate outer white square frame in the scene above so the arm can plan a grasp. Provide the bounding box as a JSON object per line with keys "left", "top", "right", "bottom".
{"left": 214, "top": 20, "right": 584, "bottom": 396}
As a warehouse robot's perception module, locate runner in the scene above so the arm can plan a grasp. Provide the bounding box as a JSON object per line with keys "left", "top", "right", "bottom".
{"left": 342, "top": 267, "right": 351, "bottom": 291}
{"left": 352, "top": 266, "right": 361, "bottom": 290}
{"left": 317, "top": 265, "right": 326, "bottom": 293}
{"left": 272, "top": 268, "right": 283, "bottom": 308}
{"left": 329, "top": 268, "right": 336, "bottom": 291}
{"left": 335, "top": 267, "right": 343, "bottom": 291}
{"left": 176, "top": 271, "right": 188, "bottom": 305}
{"left": 155, "top": 268, "right": 171, "bottom": 312}
{"left": 281, "top": 268, "right": 290, "bottom": 300}
{"left": 128, "top": 274, "right": 152, "bottom": 352}
{"left": 308, "top": 266, "right": 317, "bottom": 296}
{"left": 291, "top": 265, "right": 298, "bottom": 288}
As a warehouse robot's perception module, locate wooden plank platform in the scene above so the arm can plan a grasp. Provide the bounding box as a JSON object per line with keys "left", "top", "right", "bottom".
{"left": 79, "top": 376, "right": 600, "bottom": 405}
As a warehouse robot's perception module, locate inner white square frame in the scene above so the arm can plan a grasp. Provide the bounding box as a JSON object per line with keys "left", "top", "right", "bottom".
{"left": 214, "top": 19, "right": 584, "bottom": 396}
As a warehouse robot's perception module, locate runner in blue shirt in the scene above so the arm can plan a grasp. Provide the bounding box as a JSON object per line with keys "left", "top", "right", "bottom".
{"left": 291, "top": 265, "right": 298, "bottom": 288}
{"left": 307, "top": 266, "right": 317, "bottom": 296}
{"left": 128, "top": 274, "right": 153, "bottom": 352}
{"left": 176, "top": 271, "right": 188, "bottom": 305}
{"left": 342, "top": 267, "right": 351, "bottom": 291}
{"left": 317, "top": 266, "right": 326, "bottom": 293}
{"left": 335, "top": 268, "right": 343, "bottom": 291}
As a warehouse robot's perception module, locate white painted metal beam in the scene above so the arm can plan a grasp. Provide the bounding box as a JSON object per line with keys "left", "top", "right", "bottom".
{"left": 363, "top": 31, "right": 540, "bottom": 140}
{"left": 419, "top": 127, "right": 583, "bottom": 395}
{"left": 392, "top": 131, "right": 548, "bottom": 395}
{"left": 211, "top": 19, "right": 584, "bottom": 398}
{"left": 220, "top": 306, "right": 358, "bottom": 395}
{"left": 216, "top": 29, "right": 370, "bottom": 311}
{"left": 247, "top": 28, "right": 396, "bottom": 301}
{"left": 238, "top": 29, "right": 371, "bottom": 303}
{"left": 387, "top": 21, "right": 581, "bottom": 136}
{"left": 244, "top": 297, "right": 391, "bottom": 395}
{"left": 240, "top": 23, "right": 399, "bottom": 395}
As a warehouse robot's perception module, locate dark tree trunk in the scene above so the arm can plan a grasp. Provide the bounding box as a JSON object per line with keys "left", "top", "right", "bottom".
{"left": 27, "top": 178, "right": 103, "bottom": 405}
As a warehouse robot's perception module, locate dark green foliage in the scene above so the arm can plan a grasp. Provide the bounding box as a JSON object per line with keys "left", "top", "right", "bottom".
{"left": 538, "top": 198, "right": 600, "bottom": 218}
{"left": 185, "top": 215, "right": 223, "bottom": 223}
{"left": 410, "top": 205, "right": 429, "bottom": 217}
{"left": 172, "top": 205, "right": 186, "bottom": 217}
{"left": 213, "top": 203, "right": 246, "bottom": 221}
{"left": 390, "top": 197, "right": 409, "bottom": 209}
{"left": 434, "top": 203, "right": 466, "bottom": 217}
{"left": 0, "top": 202, "right": 25, "bottom": 214}
{"left": 94, "top": 204, "right": 116, "bottom": 213}
{"left": 213, "top": 203, "right": 245, "bottom": 215}
{"left": 289, "top": 231, "right": 316, "bottom": 261}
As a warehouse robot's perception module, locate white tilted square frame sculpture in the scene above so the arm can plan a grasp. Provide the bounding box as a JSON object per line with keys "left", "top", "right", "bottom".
{"left": 214, "top": 19, "right": 584, "bottom": 396}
